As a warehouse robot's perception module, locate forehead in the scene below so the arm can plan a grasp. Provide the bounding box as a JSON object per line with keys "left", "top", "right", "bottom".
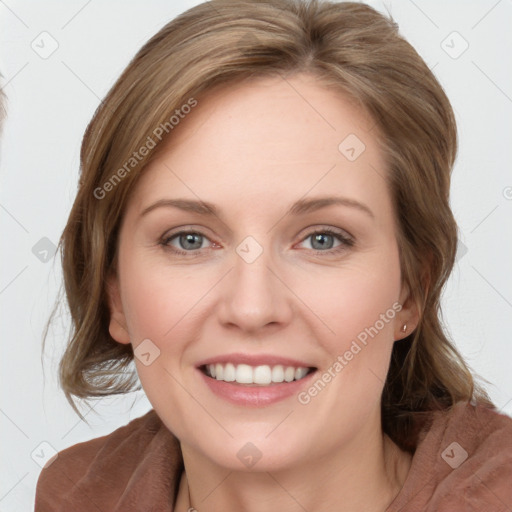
{"left": 126, "top": 73, "right": 391, "bottom": 224}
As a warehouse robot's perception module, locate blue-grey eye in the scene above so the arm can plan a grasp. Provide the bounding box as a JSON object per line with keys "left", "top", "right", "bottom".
{"left": 310, "top": 232, "right": 337, "bottom": 250}
{"left": 175, "top": 232, "right": 205, "bottom": 250}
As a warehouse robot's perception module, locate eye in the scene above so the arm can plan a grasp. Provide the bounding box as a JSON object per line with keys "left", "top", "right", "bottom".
{"left": 160, "top": 230, "right": 212, "bottom": 256}
{"left": 297, "top": 228, "right": 354, "bottom": 254}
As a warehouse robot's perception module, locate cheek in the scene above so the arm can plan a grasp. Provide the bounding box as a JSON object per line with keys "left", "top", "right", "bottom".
{"left": 294, "top": 264, "right": 401, "bottom": 419}
{"left": 118, "top": 255, "right": 204, "bottom": 402}
{"left": 299, "top": 255, "right": 401, "bottom": 352}
{"left": 118, "top": 249, "right": 193, "bottom": 350}
{"left": 298, "top": 261, "right": 401, "bottom": 416}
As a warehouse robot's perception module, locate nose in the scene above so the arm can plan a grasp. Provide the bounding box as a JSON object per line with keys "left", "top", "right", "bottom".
{"left": 217, "top": 237, "right": 293, "bottom": 334}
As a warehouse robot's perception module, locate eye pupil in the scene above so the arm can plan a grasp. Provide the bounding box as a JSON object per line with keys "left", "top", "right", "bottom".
{"left": 180, "top": 233, "right": 202, "bottom": 250}
{"left": 312, "top": 233, "right": 334, "bottom": 250}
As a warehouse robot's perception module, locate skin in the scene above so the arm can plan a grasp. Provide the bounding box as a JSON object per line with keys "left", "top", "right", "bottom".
{"left": 107, "top": 72, "right": 419, "bottom": 512}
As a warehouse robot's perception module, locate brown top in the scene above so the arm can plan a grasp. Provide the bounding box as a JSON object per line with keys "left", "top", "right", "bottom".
{"left": 34, "top": 400, "right": 512, "bottom": 511}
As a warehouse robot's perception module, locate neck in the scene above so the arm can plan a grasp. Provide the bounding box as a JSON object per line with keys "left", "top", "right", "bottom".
{"left": 175, "top": 426, "right": 412, "bottom": 512}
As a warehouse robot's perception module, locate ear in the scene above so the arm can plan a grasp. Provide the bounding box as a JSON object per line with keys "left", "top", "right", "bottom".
{"left": 395, "top": 280, "right": 421, "bottom": 341}
{"left": 105, "top": 272, "right": 131, "bottom": 345}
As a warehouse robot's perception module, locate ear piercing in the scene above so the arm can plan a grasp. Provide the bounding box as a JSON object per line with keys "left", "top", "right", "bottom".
{"left": 401, "top": 323, "right": 407, "bottom": 333}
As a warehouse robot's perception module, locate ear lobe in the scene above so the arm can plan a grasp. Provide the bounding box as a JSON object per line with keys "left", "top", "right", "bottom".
{"left": 397, "top": 282, "right": 420, "bottom": 339}
{"left": 106, "top": 273, "right": 131, "bottom": 345}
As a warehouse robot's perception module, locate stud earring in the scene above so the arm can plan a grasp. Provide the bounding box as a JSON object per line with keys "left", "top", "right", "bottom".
{"left": 401, "top": 323, "right": 407, "bottom": 333}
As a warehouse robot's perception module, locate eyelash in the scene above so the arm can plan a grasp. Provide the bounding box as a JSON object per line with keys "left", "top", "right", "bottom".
{"left": 159, "top": 227, "right": 355, "bottom": 257}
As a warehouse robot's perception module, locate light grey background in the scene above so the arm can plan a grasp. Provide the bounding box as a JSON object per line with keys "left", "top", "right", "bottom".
{"left": 1, "top": 0, "right": 511, "bottom": 509}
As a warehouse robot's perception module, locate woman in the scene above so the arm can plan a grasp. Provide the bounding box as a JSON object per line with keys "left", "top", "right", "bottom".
{"left": 35, "top": 0, "right": 512, "bottom": 510}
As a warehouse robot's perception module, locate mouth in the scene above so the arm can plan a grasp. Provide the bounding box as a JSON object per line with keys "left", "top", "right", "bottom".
{"left": 199, "top": 363, "right": 317, "bottom": 386}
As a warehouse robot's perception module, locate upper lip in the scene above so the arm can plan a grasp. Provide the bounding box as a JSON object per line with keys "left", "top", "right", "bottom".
{"left": 196, "top": 353, "right": 317, "bottom": 369}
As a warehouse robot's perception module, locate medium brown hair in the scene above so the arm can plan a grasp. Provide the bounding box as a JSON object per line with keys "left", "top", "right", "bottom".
{"left": 43, "top": 0, "right": 493, "bottom": 451}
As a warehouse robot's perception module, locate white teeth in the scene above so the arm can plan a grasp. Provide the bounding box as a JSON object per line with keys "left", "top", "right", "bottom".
{"left": 204, "top": 363, "right": 312, "bottom": 384}
{"left": 271, "top": 365, "right": 284, "bottom": 382}
{"left": 254, "top": 365, "right": 272, "bottom": 385}
{"left": 284, "top": 366, "right": 295, "bottom": 382}
{"left": 295, "top": 367, "right": 308, "bottom": 380}
{"left": 223, "top": 363, "right": 236, "bottom": 382}
{"left": 235, "top": 364, "right": 253, "bottom": 384}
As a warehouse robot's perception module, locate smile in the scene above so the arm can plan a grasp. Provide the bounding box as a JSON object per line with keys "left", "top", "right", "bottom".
{"left": 200, "top": 363, "right": 315, "bottom": 386}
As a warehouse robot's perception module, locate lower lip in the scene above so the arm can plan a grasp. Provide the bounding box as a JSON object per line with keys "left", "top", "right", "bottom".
{"left": 197, "top": 367, "right": 317, "bottom": 407}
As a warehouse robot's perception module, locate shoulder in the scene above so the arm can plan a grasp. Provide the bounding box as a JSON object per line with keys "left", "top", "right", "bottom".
{"left": 434, "top": 402, "right": 512, "bottom": 508}
{"left": 34, "top": 408, "right": 181, "bottom": 512}
{"left": 425, "top": 400, "right": 512, "bottom": 453}
{"left": 390, "top": 401, "right": 512, "bottom": 512}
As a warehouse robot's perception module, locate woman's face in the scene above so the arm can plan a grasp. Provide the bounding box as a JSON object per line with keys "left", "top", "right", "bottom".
{"left": 107, "top": 72, "right": 417, "bottom": 471}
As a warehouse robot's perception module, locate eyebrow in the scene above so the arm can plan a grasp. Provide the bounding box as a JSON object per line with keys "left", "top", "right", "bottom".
{"left": 139, "top": 195, "right": 375, "bottom": 220}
